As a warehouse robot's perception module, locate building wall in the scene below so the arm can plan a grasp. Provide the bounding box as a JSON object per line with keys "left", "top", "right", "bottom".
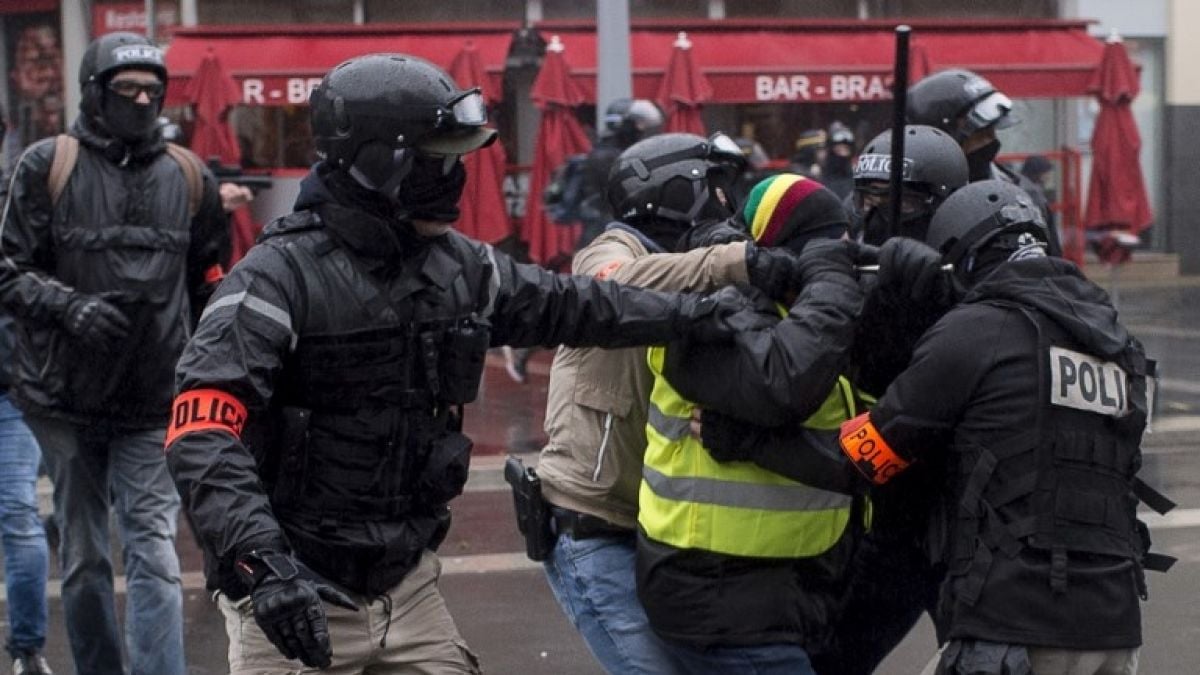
{"left": 1165, "top": 0, "right": 1200, "bottom": 273}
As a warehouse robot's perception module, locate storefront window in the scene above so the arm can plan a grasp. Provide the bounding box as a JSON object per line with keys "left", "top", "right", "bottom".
{"left": 725, "top": 0, "right": 858, "bottom": 18}
{"left": 871, "top": 0, "right": 1056, "bottom": 18}
{"left": 365, "top": 0, "right": 522, "bottom": 22}
{"left": 541, "top": 0, "right": 705, "bottom": 20}
{"left": 198, "top": 0, "right": 354, "bottom": 24}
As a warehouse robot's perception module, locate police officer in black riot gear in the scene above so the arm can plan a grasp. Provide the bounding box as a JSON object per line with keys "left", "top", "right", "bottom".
{"left": 838, "top": 180, "right": 1171, "bottom": 675}
{"left": 166, "top": 53, "right": 749, "bottom": 674}
{"left": 849, "top": 125, "right": 968, "bottom": 246}
{"left": 907, "top": 68, "right": 1061, "bottom": 254}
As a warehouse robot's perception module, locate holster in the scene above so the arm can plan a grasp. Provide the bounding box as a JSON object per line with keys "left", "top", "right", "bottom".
{"left": 503, "top": 456, "right": 555, "bottom": 562}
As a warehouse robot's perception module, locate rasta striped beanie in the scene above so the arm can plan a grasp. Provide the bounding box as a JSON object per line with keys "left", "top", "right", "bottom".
{"left": 742, "top": 173, "right": 849, "bottom": 252}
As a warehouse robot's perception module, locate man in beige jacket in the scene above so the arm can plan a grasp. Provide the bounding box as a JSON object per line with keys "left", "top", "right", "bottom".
{"left": 535, "top": 132, "right": 815, "bottom": 674}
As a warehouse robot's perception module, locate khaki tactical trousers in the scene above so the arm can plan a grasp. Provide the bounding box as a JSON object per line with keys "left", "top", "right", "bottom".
{"left": 218, "top": 550, "right": 481, "bottom": 675}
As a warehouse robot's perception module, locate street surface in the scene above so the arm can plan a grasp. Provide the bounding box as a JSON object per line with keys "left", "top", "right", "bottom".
{"left": 3, "top": 277, "right": 1198, "bottom": 674}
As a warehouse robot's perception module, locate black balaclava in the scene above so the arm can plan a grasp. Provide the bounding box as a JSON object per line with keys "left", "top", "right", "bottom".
{"left": 966, "top": 138, "right": 1001, "bottom": 182}
{"left": 861, "top": 206, "right": 935, "bottom": 246}
{"left": 345, "top": 142, "right": 467, "bottom": 225}
{"left": 98, "top": 79, "right": 162, "bottom": 142}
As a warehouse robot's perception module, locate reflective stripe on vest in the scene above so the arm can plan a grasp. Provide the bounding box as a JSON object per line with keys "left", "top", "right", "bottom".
{"left": 638, "top": 345, "right": 856, "bottom": 559}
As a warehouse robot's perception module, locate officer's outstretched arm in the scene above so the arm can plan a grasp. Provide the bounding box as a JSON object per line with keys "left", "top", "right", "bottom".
{"left": 166, "top": 244, "right": 302, "bottom": 565}
{"left": 483, "top": 245, "right": 746, "bottom": 349}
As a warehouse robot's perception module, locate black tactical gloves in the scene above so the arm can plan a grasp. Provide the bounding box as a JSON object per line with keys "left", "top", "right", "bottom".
{"left": 678, "top": 285, "right": 765, "bottom": 342}
{"left": 235, "top": 549, "right": 358, "bottom": 669}
{"left": 677, "top": 218, "right": 750, "bottom": 251}
{"left": 745, "top": 245, "right": 804, "bottom": 302}
{"left": 796, "top": 238, "right": 863, "bottom": 287}
{"left": 64, "top": 295, "right": 131, "bottom": 351}
{"left": 877, "top": 237, "right": 954, "bottom": 305}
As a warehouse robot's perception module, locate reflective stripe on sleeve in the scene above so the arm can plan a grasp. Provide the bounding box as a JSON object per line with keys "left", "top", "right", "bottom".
{"left": 200, "top": 291, "right": 297, "bottom": 349}
{"left": 838, "top": 412, "right": 911, "bottom": 485}
{"left": 165, "top": 389, "right": 248, "bottom": 449}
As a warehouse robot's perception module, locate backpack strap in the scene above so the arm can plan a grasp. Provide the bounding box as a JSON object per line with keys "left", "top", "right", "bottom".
{"left": 165, "top": 142, "right": 204, "bottom": 219}
{"left": 48, "top": 134, "right": 79, "bottom": 208}
{"left": 47, "top": 136, "right": 204, "bottom": 219}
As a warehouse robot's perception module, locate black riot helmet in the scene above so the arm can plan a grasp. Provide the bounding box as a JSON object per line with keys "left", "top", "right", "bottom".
{"left": 907, "top": 69, "right": 1018, "bottom": 144}
{"left": 607, "top": 131, "right": 746, "bottom": 230}
{"left": 852, "top": 125, "right": 968, "bottom": 242}
{"left": 79, "top": 32, "right": 167, "bottom": 88}
{"left": 79, "top": 33, "right": 168, "bottom": 141}
{"left": 310, "top": 53, "right": 497, "bottom": 193}
{"left": 926, "top": 179, "right": 1049, "bottom": 288}
{"left": 602, "top": 98, "right": 665, "bottom": 147}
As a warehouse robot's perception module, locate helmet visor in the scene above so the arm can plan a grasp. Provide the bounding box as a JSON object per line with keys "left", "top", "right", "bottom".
{"left": 963, "top": 91, "right": 1018, "bottom": 135}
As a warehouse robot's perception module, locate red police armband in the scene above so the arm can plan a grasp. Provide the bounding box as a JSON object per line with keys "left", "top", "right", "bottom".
{"left": 165, "top": 389, "right": 248, "bottom": 449}
{"left": 838, "top": 412, "right": 911, "bottom": 485}
{"left": 203, "top": 264, "right": 225, "bottom": 285}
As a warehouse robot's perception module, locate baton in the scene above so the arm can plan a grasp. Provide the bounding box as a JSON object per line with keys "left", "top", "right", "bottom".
{"left": 856, "top": 264, "right": 954, "bottom": 273}
{"left": 888, "top": 25, "right": 912, "bottom": 240}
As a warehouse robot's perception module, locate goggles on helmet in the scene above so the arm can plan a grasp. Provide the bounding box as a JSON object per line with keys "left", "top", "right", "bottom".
{"left": 442, "top": 88, "right": 488, "bottom": 127}
{"left": 961, "top": 91, "right": 1017, "bottom": 135}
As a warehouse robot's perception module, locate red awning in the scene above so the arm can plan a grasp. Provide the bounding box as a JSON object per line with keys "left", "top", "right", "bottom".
{"left": 539, "top": 18, "right": 1105, "bottom": 103}
{"left": 163, "top": 18, "right": 1103, "bottom": 108}
{"left": 164, "top": 23, "right": 517, "bottom": 107}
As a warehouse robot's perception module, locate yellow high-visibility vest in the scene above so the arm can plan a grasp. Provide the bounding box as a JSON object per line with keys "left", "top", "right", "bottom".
{"left": 638, "top": 345, "right": 857, "bottom": 558}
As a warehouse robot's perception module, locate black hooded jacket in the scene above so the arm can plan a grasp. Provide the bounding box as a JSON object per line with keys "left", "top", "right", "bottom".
{"left": 0, "top": 115, "right": 227, "bottom": 426}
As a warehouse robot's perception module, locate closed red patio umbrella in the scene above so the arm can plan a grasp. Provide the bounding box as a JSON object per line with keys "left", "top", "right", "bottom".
{"left": 525, "top": 36, "right": 591, "bottom": 268}
{"left": 449, "top": 41, "right": 511, "bottom": 244}
{"left": 1083, "top": 36, "right": 1152, "bottom": 266}
{"left": 184, "top": 49, "right": 260, "bottom": 264}
{"left": 656, "top": 31, "right": 711, "bottom": 135}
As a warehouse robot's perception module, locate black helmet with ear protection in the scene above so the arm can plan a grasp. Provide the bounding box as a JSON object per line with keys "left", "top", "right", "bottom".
{"left": 926, "top": 179, "right": 1049, "bottom": 287}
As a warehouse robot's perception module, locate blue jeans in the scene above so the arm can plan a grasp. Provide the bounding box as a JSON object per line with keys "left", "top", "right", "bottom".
{"left": 26, "top": 415, "right": 184, "bottom": 675}
{"left": 542, "top": 532, "right": 686, "bottom": 675}
{"left": 661, "top": 641, "right": 817, "bottom": 675}
{"left": 0, "top": 395, "right": 49, "bottom": 655}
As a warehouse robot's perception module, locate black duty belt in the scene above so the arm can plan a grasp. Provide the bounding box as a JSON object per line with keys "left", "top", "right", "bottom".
{"left": 550, "top": 506, "right": 634, "bottom": 540}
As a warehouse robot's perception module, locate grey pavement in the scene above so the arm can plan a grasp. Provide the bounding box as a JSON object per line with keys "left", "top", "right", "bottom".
{"left": 4, "top": 276, "right": 1200, "bottom": 674}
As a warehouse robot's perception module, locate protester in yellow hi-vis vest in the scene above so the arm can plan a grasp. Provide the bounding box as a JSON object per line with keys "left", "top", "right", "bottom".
{"left": 637, "top": 174, "right": 878, "bottom": 675}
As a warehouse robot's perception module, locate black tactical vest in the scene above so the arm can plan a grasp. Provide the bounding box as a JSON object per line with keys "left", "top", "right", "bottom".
{"left": 248, "top": 211, "right": 493, "bottom": 595}
{"left": 939, "top": 301, "right": 1156, "bottom": 645}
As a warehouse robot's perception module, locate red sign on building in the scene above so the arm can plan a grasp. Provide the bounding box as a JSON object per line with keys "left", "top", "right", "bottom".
{"left": 91, "top": 2, "right": 179, "bottom": 40}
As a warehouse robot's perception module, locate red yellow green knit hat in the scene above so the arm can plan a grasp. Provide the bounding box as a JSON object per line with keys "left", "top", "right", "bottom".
{"left": 741, "top": 173, "right": 849, "bottom": 252}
